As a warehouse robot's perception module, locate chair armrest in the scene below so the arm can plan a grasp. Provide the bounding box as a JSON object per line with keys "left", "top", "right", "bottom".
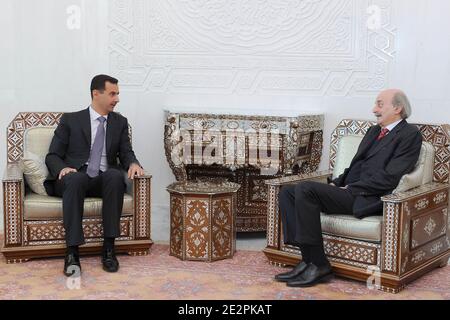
{"left": 379, "top": 181, "right": 449, "bottom": 275}
{"left": 132, "top": 173, "right": 152, "bottom": 240}
{"left": 265, "top": 169, "right": 332, "bottom": 186}
{"left": 381, "top": 182, "right": 449, "bottom": 203}
{"left": 134, "top": 173, "right": 152, "bottom": 180}
{"left": 3, "top": 163, "right": 24, "bottom": 182}
{"left": 2, "top": 164, "right": 25, "bottom": 247}
{"left": 132, "top": 173, "right": 152, "bottom": 194}
{"left": 124, "top": 171, "right": 152, "bottom": 195}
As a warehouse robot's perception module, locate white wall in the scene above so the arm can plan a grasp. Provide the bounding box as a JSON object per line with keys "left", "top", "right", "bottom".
{"left": 1, "top": 0, "right": 450, "bottom": 242}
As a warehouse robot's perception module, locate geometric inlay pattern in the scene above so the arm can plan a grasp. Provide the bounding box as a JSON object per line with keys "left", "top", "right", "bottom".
{"left": 109, "top": 0, "right": 396, "bottom": 96}
{"left": 169, "top": 195, "right": 184, "bottom": 258}
{"left": 323, "top": 239, "right": 378, "bottom": 265}
{"left": 23, "top": 217, "right": 133, "bottom": 246}
{"left": 185, "top": 199, "right": 209, "bottom": 259}
{"left": 211, "top": 197, "right": 233, "bottom": 259}
{"left": 168, "top": 181, "right": 238, "bottom": 261}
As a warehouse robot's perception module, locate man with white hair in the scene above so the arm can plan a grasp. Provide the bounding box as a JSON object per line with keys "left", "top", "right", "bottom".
{"left": 275, "top": 89, "right": 422, "bottom": 287}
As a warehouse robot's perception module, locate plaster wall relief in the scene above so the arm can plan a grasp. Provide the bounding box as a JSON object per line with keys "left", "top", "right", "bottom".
{"left": 109, "top": 0, "right": 395, "bottom": 96}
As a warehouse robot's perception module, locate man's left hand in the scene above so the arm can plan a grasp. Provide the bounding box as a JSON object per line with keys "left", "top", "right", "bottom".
{"left": 128, "top": 163, "right": 144, "bottom": 180}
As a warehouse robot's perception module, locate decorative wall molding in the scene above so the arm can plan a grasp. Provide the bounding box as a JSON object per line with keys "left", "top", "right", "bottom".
{"left": 109, "top": 0, "right": 396, "bottom": 96}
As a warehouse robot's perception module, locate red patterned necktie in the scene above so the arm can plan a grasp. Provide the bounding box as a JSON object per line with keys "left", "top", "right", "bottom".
{"left": 377, "top": 127, "right": 389, "bottom": 141}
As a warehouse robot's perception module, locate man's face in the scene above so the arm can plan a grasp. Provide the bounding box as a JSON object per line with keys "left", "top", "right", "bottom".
{"left": 372, "top": 90, "right": 402, "bottom": 127}
{"left": 93, "top": 81, "right": 120, "bottom": 114}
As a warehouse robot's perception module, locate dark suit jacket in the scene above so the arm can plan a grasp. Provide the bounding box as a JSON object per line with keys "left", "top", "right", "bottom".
{"left": 331, "top": 119, "right": 422, "bottom": 218}
{"left": 45, "top": 108, "right": 140, "bottom": 183}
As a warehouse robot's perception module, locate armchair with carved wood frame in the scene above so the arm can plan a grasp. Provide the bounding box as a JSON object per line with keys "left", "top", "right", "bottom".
{"left": 264, "top": 119, "right": 450, "bottom": 293}
{"left": 2, "top": 112, "right": 152, "bottom": 263}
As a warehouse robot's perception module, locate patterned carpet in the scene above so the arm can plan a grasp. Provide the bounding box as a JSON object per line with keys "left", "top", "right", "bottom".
{"left": 0, "top": 243, "right": 449, "bottom": 300}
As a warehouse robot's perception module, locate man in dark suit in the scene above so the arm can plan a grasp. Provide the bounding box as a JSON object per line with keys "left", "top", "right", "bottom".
{"left": 275, "top": 89, "right": 422, "bottom": 287}
{"left": 45, "top": 74, "right": 144, "bottom": 276}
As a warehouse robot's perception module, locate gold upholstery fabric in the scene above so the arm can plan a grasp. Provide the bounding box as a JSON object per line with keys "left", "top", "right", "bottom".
{"left": 24, "top": 193, "right": 134, "bottom": 220}
{"left": 332, "top": 135, "right": 363, "bottom": 179}
{"left": 321, "top": 213, "right": 383, "bottom": 242}
{"left": 393, "top": 141, "right": 434, "bottom": 193}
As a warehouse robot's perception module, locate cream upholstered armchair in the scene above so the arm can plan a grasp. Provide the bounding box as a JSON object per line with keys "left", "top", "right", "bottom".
{"left": 2, "top": 112, "right": 152, "bottom": 263}
{"left": 264, "top": 119, "right": 450, "bottom": 293}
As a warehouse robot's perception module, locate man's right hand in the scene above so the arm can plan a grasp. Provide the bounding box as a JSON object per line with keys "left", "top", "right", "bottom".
{"left": 59, "top": 167, "right": 77, "bottom": 180}
{"left": 329, "top": 182, "right": 336, "bottom": 186}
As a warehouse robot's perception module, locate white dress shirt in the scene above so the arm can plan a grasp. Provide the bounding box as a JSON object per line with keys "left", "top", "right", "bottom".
{"left": 383, "top": 119, "right": 402, "bottom": 134}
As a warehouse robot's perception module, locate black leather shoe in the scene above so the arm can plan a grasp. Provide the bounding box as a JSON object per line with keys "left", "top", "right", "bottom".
{"left": 286, "top": 263, "right": 333, "bottom": 287}
{"left": 102, "top": 248, "right": 119, "bottom": 273}
{"left": 275, "top": 261, "right": 308, "bottom": 282}
{"left": 64, "top": 253, "right": 81, "bottom": 277}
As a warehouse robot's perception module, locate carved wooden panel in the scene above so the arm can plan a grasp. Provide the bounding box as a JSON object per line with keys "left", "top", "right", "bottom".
{"left": 185, "top": 198, "right": 210, "bottom": 260}
{"left": 211, "top": 197, "right": 234, "bottom": 260}
{"left": 281, "top": 235, "right": 380, "bottom": 268}
{"left": 134, "top": 176, "right": 152, "bottom": 239}
{"left": 109, "top": 0, "right": 396, "bottom": 96}
{"left": 168, "top": 181, "right": 239, "bottom": 261}
{"left": 3, "top": 181, "right": 23, "bottom": 246}
{"left": 166, "top": 112, "right": 324, "bottom": 232}
{"left": 169, "top": 194, "right": 184, "bottom": 259}
{"left": 382, "top": 202, "right": 400, "bottom": 273}
{"left": 404, "top": 236, "right": 449, "bottom": 273}
{"left": 266, "top": 184, "right": 281, "bottom": 248}
{"left": 411, "top": 208, "right": 447, "bottom": 250}
{"left": 23, "top": 217, "right": 133, "bottom": 246}
{"left": 398, "top": 188, "right": 450, "bottom": 274}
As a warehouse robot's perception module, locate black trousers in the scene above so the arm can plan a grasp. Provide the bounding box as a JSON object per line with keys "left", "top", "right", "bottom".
{"left": 51, "top": 167, "right": 126, "bottom": 247}
{"left": 279, "top": 181, "right": 355, "bottom": 247}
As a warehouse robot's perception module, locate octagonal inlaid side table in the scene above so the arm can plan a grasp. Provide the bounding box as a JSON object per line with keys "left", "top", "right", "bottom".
{"left": 167, "top": 180, "right": 241, "bottom": 262}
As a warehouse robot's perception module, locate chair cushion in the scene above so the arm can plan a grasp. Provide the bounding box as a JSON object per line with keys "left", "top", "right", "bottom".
{"left": 19, "top": 127, "right": 56, "bottom": 195}
{"left": 393, "top": 141, "right": 434, "bottom": 193}
{"left": 24, "top": 193, "right": 134, "bottom": 220}
{"left": 332, "top": 135, "right": 363, "bottom": 179}
{"left": 20, "top": 151, "right": 49, "bottom": 195}
{"left": 320, "top": 213, "right": 383, "bottom": 242}
{"left": 23, "top": 127, "right": 56, "bottom": 158}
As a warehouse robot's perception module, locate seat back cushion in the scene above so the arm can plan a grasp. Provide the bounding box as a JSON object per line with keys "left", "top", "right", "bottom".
{"left": 332, "top": 135, "right": 364, "bottom": 179}
{"left": 393, "top": 141, "right": 435, "bottom": 193}
{"left": 20, "top": 127, "right": 56, "bottom": 195}
{"left": 332, "top": 134, "right": 433, "bottom": 193}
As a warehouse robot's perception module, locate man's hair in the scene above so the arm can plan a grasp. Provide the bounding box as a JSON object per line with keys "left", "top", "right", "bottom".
{"left": 393, "top": 91, "right": 412, "bottom": 119}
{"left": 90, "top": 74, "right": 118, "bottom": 99}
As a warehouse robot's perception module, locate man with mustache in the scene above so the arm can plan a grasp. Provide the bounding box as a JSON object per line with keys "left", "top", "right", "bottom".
{"left": 275, "top": 89, "right": 422, "bottom": 287}
{"left": 45, "top": 74, "right": 144, "bottom": 276}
